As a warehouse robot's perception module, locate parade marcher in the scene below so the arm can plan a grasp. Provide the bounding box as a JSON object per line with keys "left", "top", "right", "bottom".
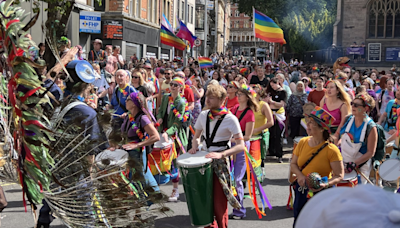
{"left": 377, "top": 78, "right": 395, "bottom": 118}
{"left": 88, "top": 39, "right": 107, "bottom": 69}
{"left": 307, "top": 76, "right": 326, "bottom": 106}
{"left": 276, "top": 73, "right": 292, "bottom": 100}
{"left": 252, "top": 84, "right": 274, "bottom": 179}
{"left": 266, "top": 78, "right": 287, "bottom": 162}
{"left": 378, "top": 88, "right": 400, "bottom": 134}
{"left": 225, "top": 81, "right": 240, "bottom": 110}
{"left": 104, "top": 45, "right": 118, "bottom": 76}
{"left": 110, "top": 69, "right": 137, "bottom": 131}
{"left": 92, "top": 63, "right": 110, "bottom": 109}
{"left": 188, "top": 84, "right": 245, "bottom": 228}
{"left": 301, "top": 77, "right": 312, "bottom": 94}
{"left": 229, "top": 84, "right": 258, "bottom": 219}
{"left": 321, "top": 80, "right": 351, "bottom": 135}
{"left": 335, "top": 71, "right": 355, "bottom": 100}
{"left": 190, "top": 77, "right": 204, "bottom": 124}
{"left": 250, "top": 67, "right": 269, "bottom": 87}
{"left": 286, "top": 81, "right": 308, "bottom": 139}
{"left": 290, "top": 106, "right": 344, "bottom": 225}
{"left": 112, "top": 45, "right": 124, "bottom": 69}
{"left": 117, "top": 92, "right": 161, "bottom": 192}
{"left": 337, "top": 93, "right": 377, "bottom": 184}
{"left": 157, "top": 77, "right": 189, "bottom": 201}
{"left": 131, "top": 71, "right": 149, "bottom": 97}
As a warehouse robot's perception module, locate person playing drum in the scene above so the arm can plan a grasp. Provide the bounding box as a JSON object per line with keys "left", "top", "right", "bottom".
{"left": 290, "top": 106, "right": 344, "bottom": 226}
{"left": 111, "top": 92, "right": 161, "bottom": 192}
{"left": 189, "top": 84, "right": 245, "bottom": 228}
{"left": 251, "top": 84, "right": 274, "bottom": 180}
{"left": 157, "top": 77, "right": 189, "bottom": 201}
{"left": 337, "top": 93, "right": 378, "bottom": 184}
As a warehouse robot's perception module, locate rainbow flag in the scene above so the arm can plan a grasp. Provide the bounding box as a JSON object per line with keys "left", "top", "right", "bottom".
{"left": 160, "top": 25, "right": 186, "bottom": 50}
{"left": 198, "top": 57, "right": 213, "bottom": 68}
{"left": 253, "top": 8, "right": 286, "bottom": 44}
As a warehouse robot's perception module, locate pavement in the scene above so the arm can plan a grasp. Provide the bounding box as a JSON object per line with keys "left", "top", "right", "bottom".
{"left": 0, "top": 140, "right": 296, "bottom": 228}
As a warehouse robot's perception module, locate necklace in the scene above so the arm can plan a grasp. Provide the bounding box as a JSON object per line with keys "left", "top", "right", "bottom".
{"left": 208, "top": 106, "right": 229, "bottom": 121}
{"left": 129, "top": 114, "right": 148, "bottom": 140}
{"left": 169, "top": 95, "right": 190, "bottom": 122}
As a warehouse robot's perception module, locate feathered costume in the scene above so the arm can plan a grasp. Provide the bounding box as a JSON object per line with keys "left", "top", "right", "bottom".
{"left": 0, "top": 0, "right": 169, "bottom": 227}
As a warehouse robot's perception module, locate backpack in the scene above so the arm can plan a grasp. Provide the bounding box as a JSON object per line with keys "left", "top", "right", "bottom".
{"left": 373, "top": 124, "right": 386, "bottom": 161}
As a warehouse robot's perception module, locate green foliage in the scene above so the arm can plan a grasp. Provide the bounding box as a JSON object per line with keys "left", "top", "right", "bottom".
{"left": 232, "top": 0, "right": 337, "bottom": 54}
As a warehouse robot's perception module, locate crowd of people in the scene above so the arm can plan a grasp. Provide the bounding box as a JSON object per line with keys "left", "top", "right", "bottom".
{"left": 28, "top": 38, "right": 400, "bottom": 228}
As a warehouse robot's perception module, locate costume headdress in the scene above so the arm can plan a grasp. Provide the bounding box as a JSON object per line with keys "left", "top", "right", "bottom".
{"left": 240, "top": 84, "right": 257, "bottom": 98}
{"left": 304, "top": 106, "right": 336, "bottom": 133}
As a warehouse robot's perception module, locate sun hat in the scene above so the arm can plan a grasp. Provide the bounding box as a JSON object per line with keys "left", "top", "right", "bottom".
{"left": 304, "top": 106, "right": 336, "bottom": 133}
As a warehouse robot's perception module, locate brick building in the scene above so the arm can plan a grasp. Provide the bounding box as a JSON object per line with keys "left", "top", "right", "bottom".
{"left": 228, "top": 3, "right": 269, "bottom": 59}
{"left": 334, "top": 0, "right": 400, "bottom": 66}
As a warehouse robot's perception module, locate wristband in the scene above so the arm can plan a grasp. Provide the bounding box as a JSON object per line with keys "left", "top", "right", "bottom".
{"left": 235, "top": 137, "right": 244, "bottom": 141}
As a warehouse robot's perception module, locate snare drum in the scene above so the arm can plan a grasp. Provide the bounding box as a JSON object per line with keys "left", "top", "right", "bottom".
{"left": 379, "top": 159, "right": 400, "bottom": 181}
{"left": 177, "top": 151, "right": 213, "bottom": 227}
{"left": 337, "top": 171, "right": 358, "bottom": 187}
{"left": 148, "top": 134, "right": 176, "bottom": 175}
{"left": 386, "top": 142, "right": 394, "bottom": 158}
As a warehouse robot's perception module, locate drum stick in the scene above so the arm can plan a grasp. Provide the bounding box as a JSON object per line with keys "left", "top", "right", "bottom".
{"left": 355, "top": 168, "right": 374, "bottom": 185}
{"left": 112, "top": 114, "right": 122, "bottom": 117}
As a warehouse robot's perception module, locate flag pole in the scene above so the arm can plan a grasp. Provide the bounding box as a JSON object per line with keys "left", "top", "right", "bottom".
{"left": 253, "top": 7, "right": 257, "bottom": 62}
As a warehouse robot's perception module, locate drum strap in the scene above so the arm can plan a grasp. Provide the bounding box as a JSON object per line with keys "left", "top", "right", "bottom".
{"left": 300, "top": 143, "right": 328, "bottom": 171}
{"left": 204, "top": 113, "right": 229, "bottom": 149}
{"left": 235, "top": 107, "right": 250, "bottom": 135}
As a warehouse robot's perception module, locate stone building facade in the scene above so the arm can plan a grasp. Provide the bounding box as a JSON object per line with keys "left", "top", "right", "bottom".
{"left": 334, "top": 0, "right": 400, "bottom": 65}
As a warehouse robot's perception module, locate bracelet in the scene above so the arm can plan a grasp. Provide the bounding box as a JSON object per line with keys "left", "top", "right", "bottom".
{"left": 235, "top": 137, "right": 244, "bottom": 141}
{"left": 222, "top": 152, "right": 226, "bottom": 159}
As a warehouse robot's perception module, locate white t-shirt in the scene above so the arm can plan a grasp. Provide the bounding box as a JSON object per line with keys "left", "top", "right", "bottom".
{"left": 194, "top": 110, "right": 242, "bottom": 152}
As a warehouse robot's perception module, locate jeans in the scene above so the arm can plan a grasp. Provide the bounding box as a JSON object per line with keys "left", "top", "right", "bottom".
{"left": 127, "top": 149, "right": 160, "bottom": 192}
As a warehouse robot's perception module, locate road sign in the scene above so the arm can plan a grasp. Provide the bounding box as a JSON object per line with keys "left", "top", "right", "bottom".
{"left": 79, "top": 11, "right": 101, "bottom": 34}
{"left": 194, "top": 39, "right": 202, "bottom": 47}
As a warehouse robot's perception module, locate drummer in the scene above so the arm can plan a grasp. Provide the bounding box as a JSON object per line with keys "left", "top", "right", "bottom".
{"left": 157, "top": 77, "right": 189, "bottom": 201}
{"left": 377, "top": 88, "right": 400, "bottom": 135}
{"left": 290, "top": 106, "right": 343, "bottom": 225}
{"left": 337, "top": 93, "right": 377, "bottom": 184}
{"left": 116, "top": 92, "right": 160, "bottom": 192}
{"left": 251, "top": 84, "right": 274, "bottom": 180}
{"left": 189, "top": 84, "right": 245, "bottom": 228}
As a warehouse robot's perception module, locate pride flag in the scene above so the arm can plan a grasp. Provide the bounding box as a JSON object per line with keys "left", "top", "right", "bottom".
{"left": 253, "top": 8, "right": 286, "bottom": 44}
{"left": 162, "top": 14, "right": 173, "bottom": 33}
{"left": 160, "top": 25, "right": 187, "bottom": 50}
{"left": 176, "top": 20, "right": 197, "bottom": 48}
{"left": 198, "top": 57, "right": 213, "bottom": 68}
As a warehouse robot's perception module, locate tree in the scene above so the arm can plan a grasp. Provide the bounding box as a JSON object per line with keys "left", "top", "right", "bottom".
{"left": 232, "top": 0, "right": 337, "bottom": 54}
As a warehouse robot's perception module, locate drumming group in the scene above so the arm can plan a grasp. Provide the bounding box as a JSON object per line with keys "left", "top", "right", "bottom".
{"left": 11, "top": 35, "right": 400, "bottom": 228}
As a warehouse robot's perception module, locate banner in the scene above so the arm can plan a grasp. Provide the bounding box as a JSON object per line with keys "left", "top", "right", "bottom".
{"left": 346, "top": 47, "right": 364, "bottom": 55}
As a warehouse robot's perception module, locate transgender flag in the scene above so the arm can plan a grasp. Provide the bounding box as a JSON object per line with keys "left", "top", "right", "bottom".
{"left": 162, "top": 14, "right": 173, "bottom": 33}
{"left": 176, "top": 20, "right": 197, "bottom": 48}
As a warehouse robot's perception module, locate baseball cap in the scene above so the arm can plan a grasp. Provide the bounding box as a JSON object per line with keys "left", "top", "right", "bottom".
{"left": 295, "top": 185, "right": 400, "bottom": 228}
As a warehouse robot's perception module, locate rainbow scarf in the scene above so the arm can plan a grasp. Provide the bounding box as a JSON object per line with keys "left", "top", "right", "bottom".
{"left": 392, "top": 99, "right": 400, "bottom": 124}
{"left": 118, "top": 84, "right": 128, "bottom": 96}
{"left": 208, "top": 106, "right": 229, "bottom": 121}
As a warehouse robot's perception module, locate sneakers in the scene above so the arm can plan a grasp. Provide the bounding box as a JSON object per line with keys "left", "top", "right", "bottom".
{"left": 168, "top": 188, "right": 179, "bottom": 202}
{"left": 229, "top": 214, "right": 244, "bottom": 220}
{"left": 278, "top": 157, "right": 283, "bottom": 163}
{"left": 283, "top": 138, "right": 288, "bottom": 145}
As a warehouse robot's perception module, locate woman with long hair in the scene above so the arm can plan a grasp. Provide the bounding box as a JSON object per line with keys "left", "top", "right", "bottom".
{"left": 190, "top": 77, "right": 204, "bottom": 124}
{"left": 229, "top": 84, "right": 259, "bottom": 219}
{"left": 286, "top": 81, "right": 308, "bottom": 139}
{"left": 320, "top": 80, "right": 351, "bottom": 136}
{"left": 131, "top": 71, "right": 149, "bottom": 97}
{"left": 156, "top": 77, "right": 188, "bottom": 201}
{"left": 348, "top": 70, "right": 361, "bottom": 89}
{"left": 290, "top": 106, "right": 344, "bottom": 225}
{"left": 104, "top": 45, "right": 118, "bottom": 76}
{"left": 377, "top": 78, "right": 394, "bottom": 118}
{"left": 252, "top": 84, "right": 274, "bottom": 180}
{"left": 337, "top": 93, "right": 377, "bottom": 184}
{"left": 266, "top": 78, "right": 287, "bottom": 163}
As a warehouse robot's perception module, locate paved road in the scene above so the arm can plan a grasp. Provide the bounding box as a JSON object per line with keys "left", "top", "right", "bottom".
{"left": 1, "top": 144, "right": 295, "bottom": 228}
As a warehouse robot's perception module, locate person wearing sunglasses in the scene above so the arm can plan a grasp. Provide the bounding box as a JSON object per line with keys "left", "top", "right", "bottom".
{"left": 156, "top": 77, "right": 188, "bottom": 202}
{"left": 225, "top": 81, "right": 240, "bottom": 110}
{"left": 337, "top": 93, "right": 377, "bottom": 184}
{"left": 131, "top": 71, "right": 149, "bottom": 98}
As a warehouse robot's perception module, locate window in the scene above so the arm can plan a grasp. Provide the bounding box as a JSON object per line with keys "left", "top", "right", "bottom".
{"left": 130, "top": 0, "right": 134, "bottom": 16}
{"left": 244, "top": 21, "right": 248, "bottom": 28}
{"left": 235, "top": 10, "right": 240, "bottom": 17}
{"left": 235, "top": 21, "right": 239, "bottom": 28}
{"left": 191, "top": 6, "right": 194, "bottom": 23}
{"left": 368, "top": 0, "right": 400, "bottom": 38}
{"left": 136, "top": 0, "right": 140, "bottom": 18}
{"left": 182, "top": 1, "right": 185, "bottom": 19}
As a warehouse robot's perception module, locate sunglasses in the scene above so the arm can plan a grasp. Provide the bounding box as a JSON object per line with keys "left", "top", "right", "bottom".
{"left": 132, "top": 76, "right": 139, "bottom": 79}
{"left": 228, "top": 85, "right": 235, "bottom": 89}
{"left": 165, "top": 73, "right": 171, "bottom": 75}
{"left": 351, "top": 102, "right": 365, "bottom": 108}
{"left": 344, "top": 71, "right": 351, "bottom": 74}
{"left": 302, "top": 80, "right": 308, "bottom": 82}
{"left": 170, "top": 83, "right": 180, "bottom": 88}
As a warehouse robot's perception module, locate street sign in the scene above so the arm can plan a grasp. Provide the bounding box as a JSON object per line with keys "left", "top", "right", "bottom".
{"left": 194, "top": 39, "right": 202, "bottom": 47}
{"left": 79, "top": 11, "right": 101, "bottom": 34}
